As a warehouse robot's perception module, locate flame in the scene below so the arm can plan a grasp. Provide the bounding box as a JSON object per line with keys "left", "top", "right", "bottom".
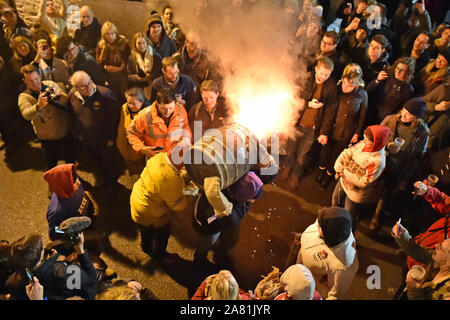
{"left": 227, "top": 77, "right": 298, "bottom": 140}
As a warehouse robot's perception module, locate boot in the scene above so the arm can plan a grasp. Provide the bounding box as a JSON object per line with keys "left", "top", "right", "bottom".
{"left": 288, "top": 173, "right": 300, "bottom": 190}
{"left": 278, "top": 166, "right": 291, "bottom": 181}
{"left": 319, "top": 172, "right": 333, "bottom": 190}
{"left": 369, "top": 199, "right": 384, "bottom": 232}
{"left": 316, "top": 168, "right": 326, "bottom": 184}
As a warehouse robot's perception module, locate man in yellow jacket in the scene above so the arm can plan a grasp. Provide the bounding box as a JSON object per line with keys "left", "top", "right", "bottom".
{"left": 130, "top": 141, "right": 191, "bottom": 263}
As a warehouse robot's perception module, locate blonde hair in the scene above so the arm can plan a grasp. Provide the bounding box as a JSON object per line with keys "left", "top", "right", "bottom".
{"left": 11, "top": 35, "right": 35, "bottom": 60}
{"left": 207, "top": 270, "right": 239, "bottom": 300}
{"left": 101, "top": 21, "right": 119, "bottom": 42}
{"left": 96, "top": 284, "right": 139, "bottom": 300}
{"left": 340, "top": 63, "right": 365, "bottom": 87}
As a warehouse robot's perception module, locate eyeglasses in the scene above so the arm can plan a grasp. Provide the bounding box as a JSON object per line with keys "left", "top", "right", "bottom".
{"left": 75, "top": 80, "right": 92, "bottom": 90}
{"left": 321, "top": 40, "right": 335, "bottom": 47}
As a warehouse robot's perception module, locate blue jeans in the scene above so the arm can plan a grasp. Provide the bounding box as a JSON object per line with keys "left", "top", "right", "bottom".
{"left": 194, "top": 226, "right": 241, "bottom": 262}
{"left": 332, "top": 179, "right": 375, "bottom": 232}
{"left": 285, "top": 126, "right": 315, "bottom": 176}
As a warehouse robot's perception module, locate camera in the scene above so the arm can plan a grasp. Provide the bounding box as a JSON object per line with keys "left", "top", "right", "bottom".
{"left": 40, "top": 85, "right": 60, "bottom": 104}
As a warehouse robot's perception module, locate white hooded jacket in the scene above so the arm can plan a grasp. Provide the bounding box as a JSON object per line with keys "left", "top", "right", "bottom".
{"left": 297, "top": 220, "right": 359, "bottom": 300}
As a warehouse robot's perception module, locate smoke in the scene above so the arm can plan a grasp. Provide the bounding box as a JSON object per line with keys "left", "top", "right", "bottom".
{"left": 154, "top": 0, "right": 317, "bottom": 139}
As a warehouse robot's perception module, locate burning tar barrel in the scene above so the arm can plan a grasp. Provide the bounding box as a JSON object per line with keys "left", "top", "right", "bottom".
{"left": 184, "top": 123, "right": 265, "bottom": 190}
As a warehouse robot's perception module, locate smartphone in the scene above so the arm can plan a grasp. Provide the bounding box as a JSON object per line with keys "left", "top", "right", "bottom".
{"left": 25, "top": 267, "right": 34, "bottom": 284}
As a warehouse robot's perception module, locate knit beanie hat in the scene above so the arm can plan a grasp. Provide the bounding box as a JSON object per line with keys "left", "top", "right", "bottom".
{"left": 229, "top": 171, "right": 263, "bottom": 203}
{"left": 318, "top": 207, "right": 352, "bottom": 247}
{"left": 280, "top": 264, "right": 315, "bottom": 300}
{"left": 404, "top": 97, "right": 427, "bottom": 119}
{"left": 438, "top": 47, "right": 450, "bottom": 65}
{"left": 147, "top": 13, "right": 163, "bottom": 28}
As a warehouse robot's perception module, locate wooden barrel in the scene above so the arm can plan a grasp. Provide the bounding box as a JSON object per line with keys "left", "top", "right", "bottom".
{"left": 184, "top": 123, "right": 260, "bottom": 190}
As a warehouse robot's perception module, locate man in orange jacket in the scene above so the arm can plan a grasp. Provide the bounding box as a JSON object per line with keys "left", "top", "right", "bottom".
{"left": 126, "top": 87, "right": 192, "bottom": 159}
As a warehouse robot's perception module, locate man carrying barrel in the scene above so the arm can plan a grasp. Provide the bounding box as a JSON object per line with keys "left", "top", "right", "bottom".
{"left": 127, "top": 88, "right": 192, "bottom": 160}
{"left": 130, "top": 141, "right": 192, "bottom": 264}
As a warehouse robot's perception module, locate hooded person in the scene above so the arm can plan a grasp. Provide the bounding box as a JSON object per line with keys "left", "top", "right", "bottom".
{"left": 145, "top": 13, "right": 177, "bottom": 59}
{"left": 296, "top": 207, "right": 358, "bottom": 300}
{"left": 43, "top": 164, "right": 95, "bottom": 241}
{"left": 192, "top": 171, "right": 264, "bottom": 267}
{"left": 274, "top": 264, "right": 322, "bottom": 300}
{"left": 332, "top": 125, "right": 391, "bottom": 231}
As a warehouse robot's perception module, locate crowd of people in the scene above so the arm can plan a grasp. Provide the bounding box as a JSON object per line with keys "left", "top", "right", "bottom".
{"left": 0, "top": 0, "right": 449, "bottom": 300}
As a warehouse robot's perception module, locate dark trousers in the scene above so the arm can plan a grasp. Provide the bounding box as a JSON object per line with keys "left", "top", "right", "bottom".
{"left": 194, "top": 225, "right": 241, "bottom": 261}
{"left": 138, "top": 223, "right": 171, "bottom": 260}
{"left": 41, "top": 134, "right": 76, "bottom": 170}
{"left": 83, "top": 144, "right": 119, "bottom": 186}
{"left": 285, "top": 126, "right": 315, "bottom": 176}
{"left": 318, "top": 139, "right": 350, "bottom": 173}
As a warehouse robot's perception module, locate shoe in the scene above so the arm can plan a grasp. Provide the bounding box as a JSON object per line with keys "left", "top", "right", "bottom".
{"left": 153, "top": 252, "right": 180, "bottom": 265}
{"left": 319, "top": 173, "right": 333, "bottom": 190}
{"left": 316, "top": 169, "right": 326, "bottom": 184}
{"left": 369, "top": 217, "right": 381, "bottom": 232}
{"left": 278, "top": 167, "right": 291, "bottom": 181}
{"left": 287, "top": 173, "right": 300, "bottom": 190}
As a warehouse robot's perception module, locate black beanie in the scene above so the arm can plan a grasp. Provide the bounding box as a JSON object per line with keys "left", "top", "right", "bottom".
{"left": 318, "top": 207, "right": 352, "bottom": 247}
{"left": 438, "top": 47, "right": 450, "bottom": 64}
{"left": 404, "top": 97, "right": 426, "bottom": 119}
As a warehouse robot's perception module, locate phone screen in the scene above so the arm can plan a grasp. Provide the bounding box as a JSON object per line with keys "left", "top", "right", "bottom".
{"left": 25, "top": 268, "right": 34, "bottom": 284}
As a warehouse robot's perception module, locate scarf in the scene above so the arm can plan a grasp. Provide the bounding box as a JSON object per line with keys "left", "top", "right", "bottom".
{"left": 135, "top": 45, "right": 154, "bottom": 74}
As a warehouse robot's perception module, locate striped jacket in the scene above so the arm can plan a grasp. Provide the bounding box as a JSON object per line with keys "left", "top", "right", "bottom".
{"left": 126, "top": 101, "right": 192, "bottom": 153}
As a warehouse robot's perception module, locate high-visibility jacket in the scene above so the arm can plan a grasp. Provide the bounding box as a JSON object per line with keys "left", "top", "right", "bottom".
{"left": 126, "top": 101, "right": 191, "bottom": 153}
{"left": 130, "top": 152, "right": 190, "bottom": 228}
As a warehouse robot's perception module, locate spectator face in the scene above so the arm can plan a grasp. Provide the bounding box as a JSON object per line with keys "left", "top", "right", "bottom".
{"left": 432, "top": 239, "right": 450, "bottom": 268}
{"left": 356, "top": 28, "right": 367, "bottom": 42}
{"left": 64, "top": 42, "right": 79, "bottom": 62}
{"left": 163, "top": 64, "right": 179, "bottom": 83}
{"left": 1, "top": 9, "right": 17, "bottom": 27}
{"left": 394, "top": 63, "right": 409, "bottom": 82}
{"left": 441, "top": 28, "right": 450, "bottom": 45}
{"left": 367, "top": 40, "right": 384, "bottom": 62}
{"left": 413, "top": 33, "right": 430, "bottom": 53}
{"left": 343, "top": 3, "right": 352, "bottom": 15}
{"left": 306, "top": 22, "right": 319, "bottom": 39}
{"left": 80, "top": 7, "right": 94, "bottom": 27}
{"left": 201, "top": 90, "right": 219, "bottom": 111}
{"left": 163, "top": 8, "right": 173, "bottom": 22}
{"left": 185, "top": 33, "right": 200, "bottom": 57}
{"left": 401, "top": 108, "right": 417, "bottom": 123}
{"left": 135, "top": 37, "right": 147, "bottom": 53}
{"left": 104, "top": 28, "right": 117, "bottom": 44}
{"left": 126, "top": 96, "right": 144, "bottom": 113}
{"left": 74, "top": 76, "right": 95, "bottom": 97}
{"left": 315, "top": 64, "right": 332, "bottom": 84}
{"left": 150, "top": 24, "right": 162, "bottom": 39}
{"left": 435, "top": 54, "right": 449, "bottom": 69}
{"left": 16, "top": 41, "right": 30, "bottom": 57}
{"left": 46, "top": 0, "right": 56, "bottom": 16}
{"left": 37, "top": 41, "right": 52, "bottom": 59}
{"left": 23, "top": 71, "right": 42, "bottom": 92}
{"left": 363, "top": 133, "right": 374, "bottom": 149}
{"left": 157, "top": 101, "right": 175, "bottom": 120}
{"left": 320, "top": 36, "right": 337, "bottom": 54}
{"left": 341, "top": 77, "right": 357, "bottom": 93}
